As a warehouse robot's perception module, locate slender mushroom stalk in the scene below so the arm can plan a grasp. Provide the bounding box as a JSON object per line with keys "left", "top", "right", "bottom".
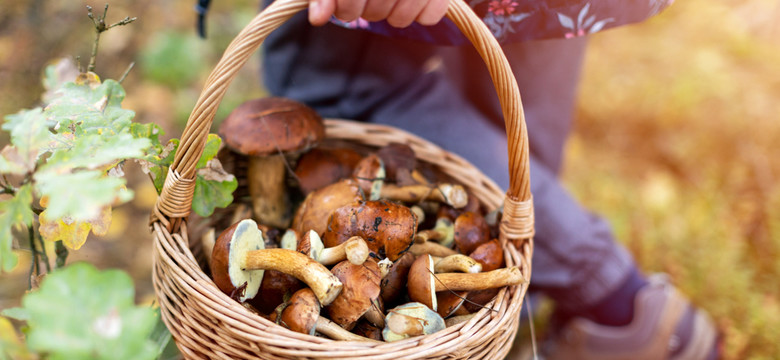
{"left": 382, "top": 302, "right": 446, "bottom": 342}
{"left": 297, "top": 230, "right": 369, "bottom": 266}
{"left": 414, "top": 217, "right": 454, "bottom": 247}
{"left": 408, "top": 241, "right": 458, "bottom": 257}
{"left": 433, "top": 254, "right": 482, "bottom": 274}
{"left": 380, "top": 183, "right": 468, "bottom": 209}
{"left": 219, "top": 97, "right": 325, "bottom": 229}
{"left": 210, "top": 219, "right": 343, "bottom": 305}
{"left": 407, "top": 254, "right": 525, "bottom": 311}
{"left": 280, "top": 288, "right": 381, "bottom": 342}
{"left": 326, "top": 259, "right": 382, "bottom": 330}
{"left": 250, "top": 228, "right": 304, "bottom": 314}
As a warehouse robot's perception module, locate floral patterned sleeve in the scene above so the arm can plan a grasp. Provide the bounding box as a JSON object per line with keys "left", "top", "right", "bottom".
{"left": 330, "top": 0, "right": 674, "bottom": 44}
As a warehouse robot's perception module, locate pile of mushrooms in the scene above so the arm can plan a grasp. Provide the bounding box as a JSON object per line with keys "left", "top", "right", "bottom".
{"left": 208, "top": 97, "right": 526, "bottom": 342}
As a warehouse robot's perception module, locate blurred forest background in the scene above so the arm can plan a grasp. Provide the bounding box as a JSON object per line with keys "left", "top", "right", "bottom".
{"left": 1, "top": 0, "right": 779, "bottom": 359}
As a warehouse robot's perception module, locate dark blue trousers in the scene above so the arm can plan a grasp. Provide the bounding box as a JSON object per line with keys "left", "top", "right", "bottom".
{"left": 261, "top": 12, "right": 634, "bottom": 313}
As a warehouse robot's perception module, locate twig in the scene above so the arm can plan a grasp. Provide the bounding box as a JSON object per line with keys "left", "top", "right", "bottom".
{"left": 55, "top": 240, "right": 69, "bottom": 269}
{"left": 86, "top": 4, "right": 137, "bottom": 73}
{"left": 28, "top": 225, "right": 39, "bottom": 289}
{"left": 118, "top": 61, "right": 135, "bottom": 84}
{"left": 36, "top": 227, "right": 51, "bottom": 273}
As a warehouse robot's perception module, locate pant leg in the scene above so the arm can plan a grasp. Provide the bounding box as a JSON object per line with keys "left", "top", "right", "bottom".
{"left": 262, "top": 13, "right": 634, "bottom": 313}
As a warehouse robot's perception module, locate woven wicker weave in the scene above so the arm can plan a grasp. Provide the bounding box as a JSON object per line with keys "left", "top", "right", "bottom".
{"left": 151, "top": 0, "right": 535, "bottom": 358}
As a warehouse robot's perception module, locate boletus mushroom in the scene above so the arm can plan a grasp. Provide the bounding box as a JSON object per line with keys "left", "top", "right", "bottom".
{"left": 280, "top": 288, "right": 380, "bottom": 342}
{"left": 219, "top": 97, "right": 325, "bottom": 228}
{"left": 210, "top": 219, "right": 342, "bottom": 305}
{"left": 293, "top": 147, "right": 363, "bottom": 195}
{"left": 322, "top": 199, "right": 418, "bottom": 261}
{"left": 326, "top": 259, "right": 383, "bottom": 330}
{"left": 297, "top": 230, "right": 370, "bottom": 266}
{"left": 382, "top": 302, "right": 445, "bottom": 342}
{"left": 407, "top": 254, "right": 525, "bottom": 311}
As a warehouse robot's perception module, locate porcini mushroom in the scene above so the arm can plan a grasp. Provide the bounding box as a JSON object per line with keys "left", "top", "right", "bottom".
{"left": 294, "top": 147, "right": 363, "bottom": 195}
{"left": 280, "top": 288, "right": 380, "bottom": 342}
{"left": 352, "top": 153, "right": 385, "bottom": 200}
{"left": 382, "top": 302, "right": 445, "bottom": 342}
{"left": 292, "top": 178, "right": 363, "bottom": 236}
{"left": 453, "top": 211, "right": 491, "bottom": 255}
{"left": 380, "top": 252, "right": 416, "bottom": 306}
{"left": 210, "top": 219, "right": 342, "bottom": 305}
{"left": 297, "top": 230, "right": 369, "bottom": 266}
{"left": 322, "top": 200, "right": 418, "bottom": 261}
{"left": 219, "top": 97, "right": 325, "bottom": 228}
{"left": 432, "top": 254, "right": 481, "bottom": 318}
{"left": 326, "top": 259, "right": 382, "bottom": 330}
{"left": 407, "top": 254, "right": 525, "bottom": 311}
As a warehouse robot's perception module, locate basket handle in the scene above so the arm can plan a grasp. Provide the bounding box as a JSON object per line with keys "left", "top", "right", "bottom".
{"left": 152, "top": 0, "right": 534, "bottom": 242}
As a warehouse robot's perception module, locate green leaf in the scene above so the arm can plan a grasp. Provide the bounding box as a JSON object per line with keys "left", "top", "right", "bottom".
{"left": 1, "top": 307, "right": 30, "bottom": 322}
{"left": 20, "top": 262, "right": 158, "bottom": 360}
{"left": 0, "top": 184, "right": 34, "bottom": 272}
{"left": 2, "top": 108, "right": 51, "bottom": 172}
{"left": 34, "top": 170, "right": 132, "bottom": 222}
{"left": 45, "top": 80, "right": 134, "bottom": 135}
{"left": 41, "top": 132, "right": 150, "bottom": 174}
{"left": 192, "top": 172, "right": 237, "bottom": 218}
{"left": 197, "top": 134, "right": 221, "bottom": 169}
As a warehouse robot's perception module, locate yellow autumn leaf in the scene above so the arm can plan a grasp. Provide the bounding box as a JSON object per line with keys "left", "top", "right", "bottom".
{"left": 38, "top": 206, "right": 112, "bottom": 250}
{"left": 0, "top": 316, "right": 33, "bottom": 360}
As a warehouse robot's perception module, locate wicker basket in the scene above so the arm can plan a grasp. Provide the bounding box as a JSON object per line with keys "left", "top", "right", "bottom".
{"left": 150, "top": 0, "right": 535, "bottom": 358}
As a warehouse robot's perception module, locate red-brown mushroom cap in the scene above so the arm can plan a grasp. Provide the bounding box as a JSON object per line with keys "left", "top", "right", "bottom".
{"left": 326, "top": 259, "right": 382, "bottom": 330}
{"left": 468, "top": 239, "right": 504, "bottom": 272}
{"left": 218, "top": 97, "right": 325, "bottom": 156}
{"left": 407, "top": 254, "right": 437, "bottom": 310}
{"left": 453, "top": 211, "right": 490, "bottom": 255}
{"left": 281, "top": 288, "right": 321, "bottom": 335}
{"left": 294, "top": 147, "right": 363, "bottom": 195}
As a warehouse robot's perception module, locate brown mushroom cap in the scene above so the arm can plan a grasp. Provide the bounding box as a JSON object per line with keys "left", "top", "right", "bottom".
{"left": 281, "top": 288, "right": 321, "bottom": 335}
{"left": 326, "top": 259, "right": 382, "bottom": 330}
{"left": 376, "top": 142, "right": 417, "bottom": 182}
{"left": 219, "top": 97, "right": 324, "bottom": 156}
{"left": 292, "top": 178, "right": 363, "bottom": 236}
{"left": 294, "top": 147, "right": 363, "bottom": 195}
{"left": 322, "top": 199, "right": 418, "bottom": 261}
{"left": 380, "top": 252, "right": 416, "bottom": 306}
{"left": 453, "top": 211, "right": 491, "bottom": 255}
{"left": 407, "top": 255, "right": 438, "bottom": 310}
{"left": 209, "top": 220, "right": 265, "bottom": 302}
{"left": 468, "top": 239, "right": 504, "bottom": 272}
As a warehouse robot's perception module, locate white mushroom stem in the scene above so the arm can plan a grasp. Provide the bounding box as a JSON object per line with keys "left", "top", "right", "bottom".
{"left": 319, "top": 236, "right": 369, "bottom": 266}
{"left": 380, "top": 183, "right": 468, "bottom": 208}
{"left": 433, "top": 254, "right": 482, "bottom": 274}
{"left": 432, "top": 267, "right": 525, "bottom": 292}
{"left": 244, "top": 248, "right": 343, "bottom": 305}
{"left": 247, "top": 155, "right": 290, "bottom": 228}
{"left": 378, "top": 258, "right": 393, "bottom": 279}
{"left": 315, "top": 317, "right": 382, "bottom": 342}
{"left": 409, "top": 241, "right": 458, "bottom": 257}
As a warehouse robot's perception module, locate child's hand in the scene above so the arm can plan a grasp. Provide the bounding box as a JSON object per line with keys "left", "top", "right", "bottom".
{"left": 308, "top": 0, "right": 449, "bottom": 28}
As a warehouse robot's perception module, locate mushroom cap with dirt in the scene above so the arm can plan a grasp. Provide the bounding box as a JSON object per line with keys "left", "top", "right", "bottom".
{"left": 219, "top": 97, "right": 325, "bottom": 228}
{"left": 382, "top": 302, "right": 446, "bottom": 342}
{"left": 326, "top": 259, "right": 383, "bottom": 330}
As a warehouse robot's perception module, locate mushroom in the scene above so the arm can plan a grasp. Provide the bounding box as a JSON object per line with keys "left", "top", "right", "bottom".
{"left": 294, "top": 147, "right": 363, "bottom": 195}
{"left": 414, "top": 217, "right": 454, "bottom": 247}
{"left": 432, "top": 254, "right": 481, "bottom": 318}
{"left": 249, "top": 229, "right": 303, "bottom": 314}
{"left": 382, "top": 302, "right": 446, "bottom": 342}
{"left": 279, "top": 288, "right": 380, "bottom": 342}
{"left": 407, "top": 254, "right": 525, "bottom": 311}
{"left": 380, "top": 252, "right": 416, "bottom": 307}
{"left": 210, "top": 219, "right": 342, "bottom": 305}
{"left": 468, "top": 239, "right": 504, "bottom": 272}
{"left": 292, "top": 178, "right": 363, "bottom": 236}
{"left": 294, "top": 229, "right": 369, "bottom": 266}
{"left": 433, "top": 254, "right": 482, "bottom": 274}
{"left": 219, "top": 97, "right": 325, "bottom": 228}
{"left": 352, "top": 153, "right": 385, "bottom": 200}
{"left": 326, "top": 259, "right": 382, "bottom": 330}
{"left": 408, "top": 241, "right": 458, "bottom": 257}
{"left": 379, "top": 183, "right": 468, "bottom": 209}
{"left": 352, "top": 320, "right": 384, "bottom": 341}
{"left": 453, "top": 211, "right": 491, "bottom": 255}
{"left": 322, "top": 200, "right": 418, "bottom": 261}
